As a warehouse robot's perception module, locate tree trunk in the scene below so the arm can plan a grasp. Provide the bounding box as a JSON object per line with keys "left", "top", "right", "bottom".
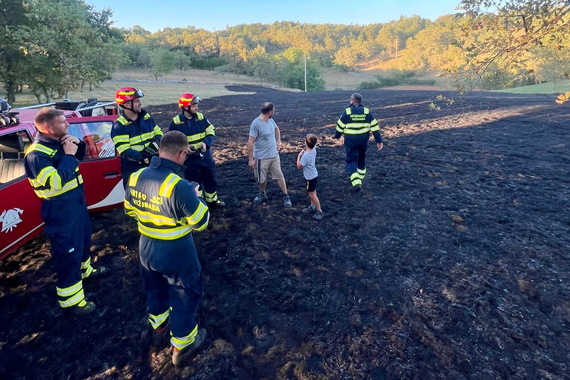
{"left": 5, "top": 80, "right": 17, "bottom": 104}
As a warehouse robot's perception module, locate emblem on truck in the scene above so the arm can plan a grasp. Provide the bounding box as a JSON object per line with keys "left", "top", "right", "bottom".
{"left": 1, "top": 208, "right": 23, "bottom": 233}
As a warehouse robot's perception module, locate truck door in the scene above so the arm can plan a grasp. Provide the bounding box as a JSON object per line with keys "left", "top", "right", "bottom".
{"left": 66, "top": 116, "right": 124, "bottom": 211}
{"left": 0, "top": 129, "right": 43, "bottom": 259}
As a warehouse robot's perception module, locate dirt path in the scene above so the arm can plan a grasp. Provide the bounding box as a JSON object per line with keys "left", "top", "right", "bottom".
{"left": 1, "top": 87, "right": 569, "bottom": 379}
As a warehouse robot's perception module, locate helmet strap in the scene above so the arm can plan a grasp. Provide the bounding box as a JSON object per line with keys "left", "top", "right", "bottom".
{"left": 182, "top": 106, "right": 196, "bottom": 117}
{"left": 121, "top": 100, "right": 140, "bottom": 117}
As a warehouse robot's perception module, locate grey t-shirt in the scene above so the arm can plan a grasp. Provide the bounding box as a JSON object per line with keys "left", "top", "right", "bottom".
{"left": 249, "top": 117, "right": 278, "bottom": 160}
{"left": 300, "top": 148, "right": 318, "bottom": 180}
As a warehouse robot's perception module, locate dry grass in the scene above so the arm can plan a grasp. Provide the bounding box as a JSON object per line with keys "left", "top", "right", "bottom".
{"left": 320, "top": 67, "right": 377, "bottom": 91}
{"left": 9, "top": 67, "right": 382, "bottom": 107}
{"left": 10, "top": 69, "right": 284, "bottom": 107}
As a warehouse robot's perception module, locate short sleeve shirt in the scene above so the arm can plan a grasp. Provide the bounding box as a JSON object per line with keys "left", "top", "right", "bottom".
{"left": 249, "top": 117, "right": 278, "bottom": 160}
{"left": 300, "top": 148, "right": 318, "bottom": 180}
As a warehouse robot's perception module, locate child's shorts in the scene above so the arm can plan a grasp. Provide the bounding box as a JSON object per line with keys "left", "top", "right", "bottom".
{"left": 305, "top": 176, "right": 318, "bottom": 192}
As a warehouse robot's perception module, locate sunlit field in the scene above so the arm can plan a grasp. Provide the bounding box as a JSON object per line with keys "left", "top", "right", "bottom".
{"left": 4, "top": 68, "right": 569, "bottom": 108}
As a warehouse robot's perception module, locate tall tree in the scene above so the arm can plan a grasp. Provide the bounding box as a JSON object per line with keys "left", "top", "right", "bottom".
{"left": 0, "top": 0, "right": 27, "bottom": 103}
{"left": 10, "top": 0, "right": 124, "bottom": 102}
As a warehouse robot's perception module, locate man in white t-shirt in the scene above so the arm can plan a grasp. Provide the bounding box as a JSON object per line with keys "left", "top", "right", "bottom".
{"left": 247, "top": 102, "right": 292, "bottom": 207}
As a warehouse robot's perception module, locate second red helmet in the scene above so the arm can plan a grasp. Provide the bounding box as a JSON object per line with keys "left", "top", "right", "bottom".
{"left": 179, "top": 93, "right": 201, "bottom": 108}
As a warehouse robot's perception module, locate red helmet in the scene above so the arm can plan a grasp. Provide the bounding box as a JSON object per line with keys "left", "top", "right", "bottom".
{"left": 115, "top": 87, "right": 144, "bottom": 105}
{"left": 179, "top": 93, "right": 201, "bottom": 108}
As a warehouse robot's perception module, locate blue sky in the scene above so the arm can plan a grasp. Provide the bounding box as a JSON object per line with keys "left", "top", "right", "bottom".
{"left": 88, "top": 0, "right": 464, "bottom": 32}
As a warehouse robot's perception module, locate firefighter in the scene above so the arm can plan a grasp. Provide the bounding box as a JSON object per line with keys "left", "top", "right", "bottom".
{"left": 334, "top": 93, "right": 384, "bottom": 191}
{"left": 168, "top": 93, "right": 226, "bottom": 207}
{"left": 124, "top": 131, "right": 209, "bottom": 366}
{"left": 24, "top": 108, "right": 107, "bottom": 315}
{"left": 111, "top": 87, "right": 163, "bottom": 189}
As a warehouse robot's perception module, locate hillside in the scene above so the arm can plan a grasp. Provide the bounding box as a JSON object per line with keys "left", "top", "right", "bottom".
{"left": 1, "top": 86, "right": 568, "bottom": 379}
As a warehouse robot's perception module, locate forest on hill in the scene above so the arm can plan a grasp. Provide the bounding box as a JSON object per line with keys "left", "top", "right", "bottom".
{"left": 1, "top": 0, "right": 569, "bottom": 104}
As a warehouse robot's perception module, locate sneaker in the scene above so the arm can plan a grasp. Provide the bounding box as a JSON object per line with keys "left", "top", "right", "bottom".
{"left": 84, "top": 266, "right": 108, "bottom": 280}
{"left": 313, "top": 211, "right": 324, "bottom": 220}
{"left": 171, "top": 328, "right": 207, "bottom": 366}
{"left": 283, "top": 195, "right": 292, "bottom": 207}
{"left": 353, "top": 184, "right": 362, "bottom": 192}
{"left": 208, "top": 199, "right": 226, "bottom": 208}
{"left": 302, "top": 205, "right": 316, "bottom": 214}
{"left": 253, "top": 192, "right": 267, "bottom": 204}
{"left": 151, "top": 325, "right": 170, "bottom": 348}
{"left": 64, "top": 301, "right": 96, "bottom": 316}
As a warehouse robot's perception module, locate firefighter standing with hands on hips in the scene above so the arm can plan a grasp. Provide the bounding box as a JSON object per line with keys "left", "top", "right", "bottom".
{"left": 168, "top": 93, "right": 226, "bottom": 207}
{"left": 111, "top": 87, "right": 163, "bottom": 188}
{"left": 24, "top": 108, "right": 107, "bottom": 315}
{"left": 124, "top": 131, "right": 210, "bottom": 366}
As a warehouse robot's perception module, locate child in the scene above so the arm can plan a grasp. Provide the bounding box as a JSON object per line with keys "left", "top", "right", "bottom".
{"left": 296, "top": 134, "right": 323, "bottom": 220}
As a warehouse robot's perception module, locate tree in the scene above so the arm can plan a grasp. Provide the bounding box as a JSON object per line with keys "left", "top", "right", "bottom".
{"left": 0, "top": 0, "right": 27, "bottom": 103}
{"left": 148, "top": 48, "right": 176, "bottom": 80}
{"left": 9, "top": 0, "right": 124, "bottom": 102}
{"left": 278, "top": 49, "right": 324, "bottom": 92}
{"left": 458, "top": 0, "right": 570, "bottom": 73}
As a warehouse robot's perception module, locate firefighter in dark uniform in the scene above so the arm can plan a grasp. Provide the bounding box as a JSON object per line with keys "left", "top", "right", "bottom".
{"left": 111, "top": 87, "right": 163, "bottom": 189}
{"left": 124, "top": 131, "right": 209, "bottom": 366}
{"left": 168, "top": 93, "right": 225, "bottom": 207}
{"left": 334, "top": 93, "right": 384, "bottom": 191}
{"left": 24, "top": 108, "right": 107, "bottom": 315}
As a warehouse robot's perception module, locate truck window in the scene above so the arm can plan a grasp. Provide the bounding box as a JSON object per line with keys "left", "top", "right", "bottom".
{"left": 0, "top": 131, "right": 31, "bottom": 186}
{"left": 68, "top": 122, "right": 116, "bottom": 160}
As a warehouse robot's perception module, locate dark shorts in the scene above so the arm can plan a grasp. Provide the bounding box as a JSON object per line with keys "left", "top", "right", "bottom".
{"left": 305, "top": 177, "right": 318, "bottom": 192}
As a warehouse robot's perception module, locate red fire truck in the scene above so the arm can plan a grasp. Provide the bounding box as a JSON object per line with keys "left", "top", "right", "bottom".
{"left": 0, "top": 99, "right": 124, "bottom": 259}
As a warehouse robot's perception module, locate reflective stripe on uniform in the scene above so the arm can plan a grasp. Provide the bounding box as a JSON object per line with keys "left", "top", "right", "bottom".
{"left": 337, "top": 107, "right": 377, "bottom": 135}
{"left": 203, "top": 191, "right": 219, "bottom": 203}
{"left": 81, "top": 257, "right": 94, "bottom": 279}
{"left": 149, "top": 309, "right": 170, "bottom": 330}
{"left": 159, "top": 174, "right": 181, "bottom": 198}
{"left": 138, "top": 223, "right": 194, "bottom": 240}
{"left": 56, "top": 280, "right": 85, "bottom": 308}
{"left": 113, "top": 115, "right": 163, "bottom": 154}
{"left": 126, "top": 172, "right": 209, "bottom": 239}
{"left": 27, "top": 143, "right": 83, "bottom": 199}
{"left": 128, "top": 168, "right": 145, "bottom": 187}
{"left": 184, "top": 203, "right": 209, "bottom": 230}
{"left": 29, "top": 172, "right": 83, "bottom": 198}
{"left": 171, "top": 324, "right": 198, "bottom": 350}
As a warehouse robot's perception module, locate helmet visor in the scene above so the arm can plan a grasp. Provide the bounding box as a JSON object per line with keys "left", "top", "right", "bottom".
{"left": 133, "top": 89, "right": 144, "bottom": 98}
{"left": 191, "top": 96, "right": 201, "bottom": 105}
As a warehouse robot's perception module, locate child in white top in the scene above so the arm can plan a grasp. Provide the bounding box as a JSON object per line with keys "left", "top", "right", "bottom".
{"left": 296, "top": 134, "right": 323, "bottom": 220}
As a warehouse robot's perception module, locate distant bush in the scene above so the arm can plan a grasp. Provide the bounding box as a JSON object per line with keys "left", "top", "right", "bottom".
{"left": 405, "top": 78, "right": 436, "bottom": 85}
{"left": 375, "top": 76, "right": 402, "bottom": 87}
{"left": 358, "top": 72, "right": 435, "bottom": 90}
{"left": 359, "top": 81, "right": 381, "bottom": 89}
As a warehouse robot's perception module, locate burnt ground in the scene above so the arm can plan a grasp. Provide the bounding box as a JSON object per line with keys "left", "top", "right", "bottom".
{"left": 1, "top": 86, "right": 569, "bottom": 380}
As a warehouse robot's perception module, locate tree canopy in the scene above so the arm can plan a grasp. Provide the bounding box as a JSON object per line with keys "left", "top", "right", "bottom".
{"left": 1, "top": 0, "right": 124, "bottom": 103}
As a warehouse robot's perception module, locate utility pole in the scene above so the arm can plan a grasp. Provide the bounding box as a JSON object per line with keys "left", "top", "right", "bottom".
{"left": 304, "top": 52, "right": 307, "bottom": 92}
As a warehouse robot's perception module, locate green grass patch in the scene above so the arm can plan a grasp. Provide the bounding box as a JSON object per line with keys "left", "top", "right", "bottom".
{"left": 495, "top": 80, "right": 570, "bottom": 95}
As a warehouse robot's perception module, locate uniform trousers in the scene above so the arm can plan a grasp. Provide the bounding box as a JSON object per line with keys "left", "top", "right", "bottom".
{"left": 42, "top": 191, "right": 92, "bottom": 292}
{"left": 344, "top": 134, "right": 369, "bottom": 180}
{"left": 184, "top": 150, "right": 218, "bottom": 196}
{"left": 139, "top": 234, "right": 203, "bottom": 339}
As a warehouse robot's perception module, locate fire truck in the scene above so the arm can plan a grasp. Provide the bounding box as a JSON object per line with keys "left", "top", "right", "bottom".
{"left": 0, "top": 98, "right": 124, "bottom": 259}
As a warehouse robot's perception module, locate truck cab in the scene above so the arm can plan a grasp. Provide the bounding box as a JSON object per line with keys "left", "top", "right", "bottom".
{"left": 0, "top": 100, "right": 124, "bottom": 259}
